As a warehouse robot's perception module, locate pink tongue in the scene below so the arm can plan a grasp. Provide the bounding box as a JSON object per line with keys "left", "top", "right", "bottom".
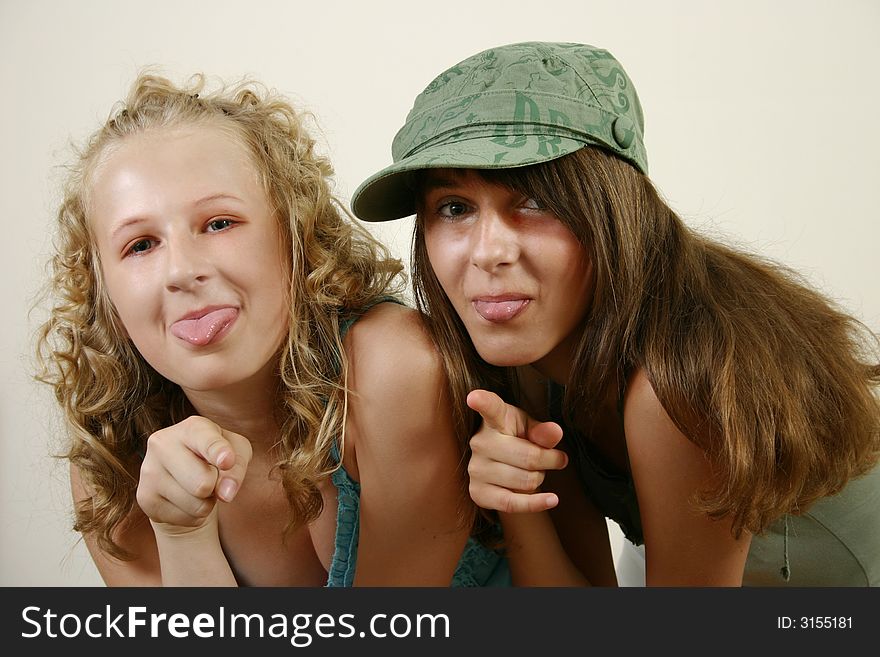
{"left": 171, "top": 308, "right": 237, "bottom": 345}
{"left": 474, "top": 300, "right": 527, "bottom": 321}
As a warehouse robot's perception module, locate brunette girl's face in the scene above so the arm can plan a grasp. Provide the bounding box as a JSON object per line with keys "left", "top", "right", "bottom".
{"left": 87, "top": 123, "right": 289, "bottom": 395}
{"left": 422, "top": 169, "right": 592, "bottom": 381}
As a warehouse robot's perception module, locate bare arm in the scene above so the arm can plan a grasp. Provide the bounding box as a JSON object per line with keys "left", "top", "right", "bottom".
{"left": 500, "top": 479, "right": 616, "bottom": 586}
{"left": 70, "top": 463, "right": 162, "bottom": 586}
{"left": 72, "top": 416, "right": 253, "bottom": 586}
{"left": 467, "top": 390, "right": 616, "bottom": 586}
{"left": 342, "top": 304, "right": 470, "bottom": 585}
{"left": 500, "top": 511, "right": 587, "bottom": 586}
{"left": 135, "top": 416, "right": 252, "bottom": 586}
{"left": 624, "top": 369, "right": 752, "bottom": 586}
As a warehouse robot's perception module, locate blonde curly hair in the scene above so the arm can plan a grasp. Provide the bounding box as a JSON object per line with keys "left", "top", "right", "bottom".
{"left": 36, "top": 72, "right": 403, "bottom": 559}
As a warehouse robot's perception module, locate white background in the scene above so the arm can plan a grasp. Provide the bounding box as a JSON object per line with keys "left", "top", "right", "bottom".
{"left": 1, "top": 0, "right": 877, "bottom": 585}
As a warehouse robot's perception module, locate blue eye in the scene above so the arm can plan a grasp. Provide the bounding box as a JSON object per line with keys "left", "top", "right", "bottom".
{"left": 128, "top": 239, "right": 154, "bottom": 255}
{"left": 207, "top": 218, "right": 235, "bottom": 232}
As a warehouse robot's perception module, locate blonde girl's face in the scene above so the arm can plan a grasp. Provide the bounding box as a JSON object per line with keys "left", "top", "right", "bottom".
{"left": 422, "top": 169, "right": 592, "bottom": 381}
{"left": 87, "top": 124, "right": 289, "bottom": 395}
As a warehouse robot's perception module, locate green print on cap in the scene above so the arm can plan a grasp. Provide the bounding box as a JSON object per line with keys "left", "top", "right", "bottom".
{"left": 352, "top": 41, "right": 648, "bottom": 222}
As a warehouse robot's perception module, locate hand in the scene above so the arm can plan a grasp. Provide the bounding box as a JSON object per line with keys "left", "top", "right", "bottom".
{"left": 136, "top": 416, "right": 252, "bottom": 535}
{"left": 466, "top": 389, "right": 568, "bottom": 514}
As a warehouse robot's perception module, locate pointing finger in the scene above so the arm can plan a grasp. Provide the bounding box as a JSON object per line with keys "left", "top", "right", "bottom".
{"left": 214, "top": 428, "right": 253, "bottom": 502}
{"left": 467, "top": 389, "right": 527, "bottom": 437}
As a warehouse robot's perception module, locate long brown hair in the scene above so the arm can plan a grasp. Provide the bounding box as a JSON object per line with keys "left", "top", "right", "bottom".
{"left": 413, "top": 146, "right": 880, "bottom": 536}
{"left": 36, "top": 73, "right": 403, "bottom": 558}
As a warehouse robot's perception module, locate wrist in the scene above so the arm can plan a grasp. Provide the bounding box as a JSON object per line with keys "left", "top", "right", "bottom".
{"left": 151, "top": 507, "right": 220, "bottom": 541}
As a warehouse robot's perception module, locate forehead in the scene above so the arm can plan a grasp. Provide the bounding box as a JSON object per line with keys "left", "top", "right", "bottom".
{"left": 85, "top": 123, "right": 268, "bottom": 238}
{"left": 89, "top": 123, "right": 259, "bottom": 200}
{"left": 92, "top": 121, "right": 254, "bottom": 177}
{"left": 421, "top": 168, "right": 486, "bottom": 189}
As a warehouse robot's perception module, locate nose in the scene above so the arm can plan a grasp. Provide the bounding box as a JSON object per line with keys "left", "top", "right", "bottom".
{"left": 470, "top": 209, "right": 519, "bottom": 272}
{"left": 164, "top": 234, "right": 211, "bottom": 292}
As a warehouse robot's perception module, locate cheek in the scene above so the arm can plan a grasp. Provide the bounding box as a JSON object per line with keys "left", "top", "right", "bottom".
{"left": 99, "top": 264, "right": 165, "bottom": 351}
{"left": 424, "top": 225, "right": 461, "bottom": 290}
{"left": 555, "top": 243, "right": 593, "bottom": 314}
{"left": 98, "top": 262, "right": 140, "bottom": 328}
{"left": 267, "top": 263, "right": 290, "bottom": 326}
{"left": 105, "top": 296, "right": 146, "bottom": 348}
{"left": 560, "top": 244, "right": 591, "bottom": 286}
{"left": 252, "top": 237, "right": 291, "bottom": 338}
{"left": 104, "top": 264, "right": 151, "bottom": 307}
{"left": 264, "top": 237, "right": 290, "bottom": 305}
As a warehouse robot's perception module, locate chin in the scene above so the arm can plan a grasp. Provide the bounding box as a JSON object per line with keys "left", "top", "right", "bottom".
{"left": 473, "top": 343, "right": 536, "bottom": 368}
{"left": 173, "top": 375, "right": 236, "bottom": 393}
{"left": 163, "top": 364, "right": 249, "bottom": 393}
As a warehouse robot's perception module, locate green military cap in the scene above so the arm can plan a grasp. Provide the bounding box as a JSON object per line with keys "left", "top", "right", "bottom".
{"left": 352, "top": 41, "right": 647, "bottom": 222}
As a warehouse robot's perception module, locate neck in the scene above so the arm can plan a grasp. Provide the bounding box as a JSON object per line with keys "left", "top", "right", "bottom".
{"left": 532, "top": 329, "right": 580, "bottom": 386}
{"left": 182, "top": 362, "right": 281, "bottom": 451}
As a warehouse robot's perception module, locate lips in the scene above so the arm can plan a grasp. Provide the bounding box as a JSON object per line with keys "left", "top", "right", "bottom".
{"left": 472, "top": 296, "right": 531, "bottom": 322}
{"left": 170, "top": 306, "right": 239, "bottom": 346}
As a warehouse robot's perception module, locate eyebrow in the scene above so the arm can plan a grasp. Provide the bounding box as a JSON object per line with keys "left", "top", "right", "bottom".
{"left": 110, "top": 216, "right": 148, "bottom": 240}
{"left": 109, "top": 193, "right": 245, "bottom": 240}
{"left": 192, "top": 193, "right": 245, "bottom": 207}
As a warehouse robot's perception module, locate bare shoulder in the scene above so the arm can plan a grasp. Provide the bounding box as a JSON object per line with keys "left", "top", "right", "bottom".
{"left": 338, "top": 304, "right": 468, "bottom": 585}
{"left": 343, "top": 302, "right": 445, "bottom": 401}
{"left": 342, "top": 302, "right": 453, "bottom": 463}
{"left": 622, "top": 369, "right": 668, "bottom": 429}
{"left": 622, "top": 368, "right": 709, "bottom": 473}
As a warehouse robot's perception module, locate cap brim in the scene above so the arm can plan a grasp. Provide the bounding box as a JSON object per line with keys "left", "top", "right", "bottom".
{"left": 351, "top": 134, "right": 586, "bottom": 222}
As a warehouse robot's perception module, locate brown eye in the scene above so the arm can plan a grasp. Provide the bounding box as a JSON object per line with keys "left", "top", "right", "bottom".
{"left": 438, "top": 201, "right": 471, "bottom": 219}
